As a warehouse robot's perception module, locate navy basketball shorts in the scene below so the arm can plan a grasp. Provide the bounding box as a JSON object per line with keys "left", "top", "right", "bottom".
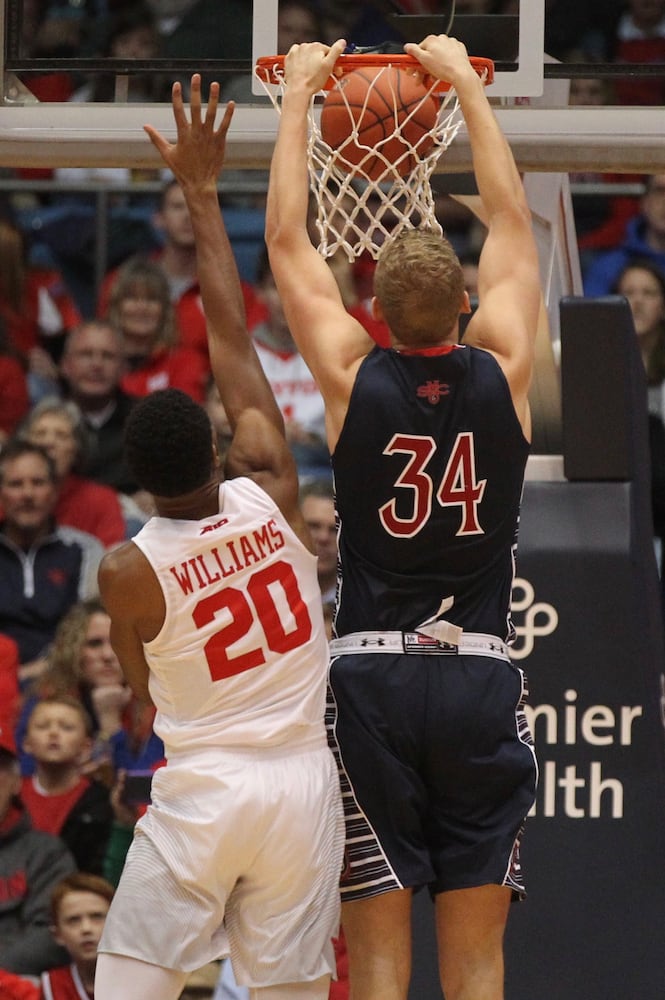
{"left": 326, "top": 650, "right": 538, "bottom": 902}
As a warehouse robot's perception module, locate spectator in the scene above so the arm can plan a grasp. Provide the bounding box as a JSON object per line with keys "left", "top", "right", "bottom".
{"left": 251, "top": 248, "right": 330, "bottom": 476}
{"left": 58, "top": 320, "right": 146, "bottom": 508}
{"left": 613, "top": 257, "right": 665, "bottom": 414}
{"left": 584, "top": 174, "right": 665, "bottom": 296}
{"left": 20, "top": 397, "right": 127, "bottom": 548}
{"left": 0, "top": 870, "right": 116, "bottom": 1000}
{"left": 0, "top": 725, "right": 76, "bottom": 977}
{"left": 0, "top": 217, "right": 81, "bottom": 402}
{"left": 107, "top": 255, "right": 208, "bottom": 403}
{"left": 16, "top": 598, "right": 133, "bottom": 780}
{"left": 0, "top": 439, "right": 103, "bottom": 690}
{"left": 20, "top": 695, "right": 113, "bottom": 875}
{"left": 41, "top": 872, "right": 115, "bottom": 998}
{"left": 70, "top": 3, "right": 168, "bottom": 104}
{"left": 300, "top": 478, "right": 337, "bottom": 605}
{"left": 97, "top": 180, "right": 266, "bottom": 366}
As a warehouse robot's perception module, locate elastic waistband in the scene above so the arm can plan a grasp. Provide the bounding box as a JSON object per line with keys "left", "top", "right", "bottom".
{"left": 329, "top": 630, "right": 510, "bottom": 661}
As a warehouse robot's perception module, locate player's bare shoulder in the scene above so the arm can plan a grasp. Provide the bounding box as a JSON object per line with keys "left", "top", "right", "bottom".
{"left": 98, "top": 540, "right": 159, "bottom": 615}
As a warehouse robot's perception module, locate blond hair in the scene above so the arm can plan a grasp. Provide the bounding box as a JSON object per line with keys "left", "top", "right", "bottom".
{"left": 374, "top": 229, "right": 465, "bottom": 346}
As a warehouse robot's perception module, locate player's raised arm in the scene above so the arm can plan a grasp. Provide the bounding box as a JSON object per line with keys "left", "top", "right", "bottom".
{"left": 406, "top": 34, "right": 540, "bottom": 437}
{"left": 145, "top": 76, "right": 309, "bottom": 511}
{"left": 144, "top": 75, "right": 283, "bottom": 440}
{"left": 265, "top": 41, "right": 373, "bottom": 441}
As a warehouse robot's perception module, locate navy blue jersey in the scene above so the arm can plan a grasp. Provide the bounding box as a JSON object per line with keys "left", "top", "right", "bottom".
{"left": 332, "top": 344, "right": 530, "bottom": 641}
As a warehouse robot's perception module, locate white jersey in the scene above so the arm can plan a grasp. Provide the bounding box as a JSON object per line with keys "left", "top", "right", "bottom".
{"left": 253, "top": 333, "right": 327, "bottom": 441}
{"left": 131, "top": 478, "right": 328, "bottom": 755}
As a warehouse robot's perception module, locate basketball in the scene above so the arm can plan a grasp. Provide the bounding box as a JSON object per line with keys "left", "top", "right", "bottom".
{"left": 320, "top": 67, "right": 439, "bottom": 181}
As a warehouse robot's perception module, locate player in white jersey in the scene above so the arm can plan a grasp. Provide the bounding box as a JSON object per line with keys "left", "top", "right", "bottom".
{"left": 93, "top": 76, "right": 344, "bottom": 1000}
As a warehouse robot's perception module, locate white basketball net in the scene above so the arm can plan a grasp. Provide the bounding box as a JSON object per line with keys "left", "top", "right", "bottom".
{"left": 255, "top": 61, "right": 468, "bottom": 261}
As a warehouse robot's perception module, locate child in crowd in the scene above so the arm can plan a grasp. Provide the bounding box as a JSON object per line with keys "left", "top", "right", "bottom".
{"left": 0, "top": 871, "right": 115, "bottom": 1000}
{"left": 20, "top": 696, "right": 113, "bottom": 875}
{"left": 42, "top": 873, "right": 115, "bottom": 999}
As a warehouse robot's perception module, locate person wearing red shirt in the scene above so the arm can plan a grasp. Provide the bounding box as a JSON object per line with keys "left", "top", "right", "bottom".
{"left": 97, "top": 179, "right": 267, "bottom": 365}
{"left": 106, "top": 254, "right": 207, "bottom": 403}
{"left": 21, "top": 398, "right": 126, "bottom": 548}
{"left": 20, "top": 696, "right": 113, "bottom": 876}
{"left": 41, "top": 872, "right": 115, "bottom": 999}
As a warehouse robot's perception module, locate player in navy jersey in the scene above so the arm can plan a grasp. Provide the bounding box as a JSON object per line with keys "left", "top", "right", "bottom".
{"left": 93, "top": 77, "right": 343, "bottom": 1000}
{"left": 265, "top": 33, "right": 541, "bottom": 1000}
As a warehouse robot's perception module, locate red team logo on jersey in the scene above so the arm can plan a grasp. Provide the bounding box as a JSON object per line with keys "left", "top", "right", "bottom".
{"left": 199, "top": 518, "right": 229, "bottom": 534}
{"left": 416, "top": 380, "right": 449, "bottom": 404}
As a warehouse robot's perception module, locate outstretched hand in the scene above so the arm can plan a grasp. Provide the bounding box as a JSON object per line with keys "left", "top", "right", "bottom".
{"left": 144, "top": 73, "right": 234, "bottom": 194}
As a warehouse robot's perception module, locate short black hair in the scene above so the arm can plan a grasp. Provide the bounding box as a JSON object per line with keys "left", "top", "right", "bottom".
{"left": 124, "top": 389, "right": 215, "bottom": 497}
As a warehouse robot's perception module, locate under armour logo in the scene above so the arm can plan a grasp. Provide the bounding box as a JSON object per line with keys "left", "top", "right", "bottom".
{"left": 510, "top": 577, "right": 558, "bottom": 659}
{"left": 417, "top": 380, "right": 449, "bottom": 404}
{"left": 360, "top": 637, "right": 386, "bottom": 647}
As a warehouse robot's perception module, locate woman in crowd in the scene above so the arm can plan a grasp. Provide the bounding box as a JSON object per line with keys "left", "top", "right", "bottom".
{"left": 17, "top": 598, "right": 164, "bottom": 782}
{"left": 107, "top": 255, "right": 207, "bottom": 403}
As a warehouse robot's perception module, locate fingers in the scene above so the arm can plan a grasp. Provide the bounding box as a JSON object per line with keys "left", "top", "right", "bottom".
{"left": 218, "top": 100, "right": 235, "bottom": 137}
{"left": 170, "top": 79, "right": 188, "bottom": 131}
{"left": 143, "top": 123, "right": 169, "bottom": 157}
{"left": 189, "top": 72, "right": 202, "bottom": 125}
{"left": 145, "top": 72, "right": 232, "bottom": 162}
{"left": 204, "top": 79, "right": 220, "bottom": 127}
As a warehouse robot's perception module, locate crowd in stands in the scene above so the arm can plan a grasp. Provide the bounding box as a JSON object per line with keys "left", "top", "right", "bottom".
{"left": 0, "top": 2, "right": 665, "bottom": 998}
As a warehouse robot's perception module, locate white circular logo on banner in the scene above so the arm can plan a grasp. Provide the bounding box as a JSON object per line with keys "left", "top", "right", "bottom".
{"left": 510, "top": 577, "right": 558, "bottom": 660}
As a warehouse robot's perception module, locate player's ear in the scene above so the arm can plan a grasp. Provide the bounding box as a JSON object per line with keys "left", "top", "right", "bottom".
{"left": 460, "top": 291, "right": 472, "bottom": 315}
{"left": 371, "top": 296, "right": 384, "bottom": 321}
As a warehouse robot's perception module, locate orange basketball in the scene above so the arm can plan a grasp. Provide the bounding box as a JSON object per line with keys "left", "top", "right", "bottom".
{"left": 320, "top": 66, "right": 439, "bottom": 181}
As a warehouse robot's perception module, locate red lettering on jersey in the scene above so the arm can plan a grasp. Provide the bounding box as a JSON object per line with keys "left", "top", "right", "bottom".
{"left": 239, "top": 533, "right": 260, "bottom": 566}
{"left": 226, "top": 539, "right": 244, "bottom": 572}
{"left": 199, "top": 518, "right": 229, "bottom": 535}
{"left": 169, "top": 563, "right": 195, "bottom": 595}
{"left": 188, "top": 557, "right": 208, "bottom": 589}
{"left": 268, "top": 519, "right": 284, "bottom": 548}
{"left": 196, "top": 553, "right": 221, "bottom": 585}
{"left": 211, "top": 546, "right": 239, "bottom": 579}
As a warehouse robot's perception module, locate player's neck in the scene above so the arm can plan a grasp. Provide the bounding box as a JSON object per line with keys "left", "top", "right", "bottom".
{"left": 153, "top": 477, "right": 222, "bottom": 521}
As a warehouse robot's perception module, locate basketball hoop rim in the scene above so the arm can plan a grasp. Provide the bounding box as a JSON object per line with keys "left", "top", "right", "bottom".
{"left": 255, "top": 53, "right": 494, "bottom": 93}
